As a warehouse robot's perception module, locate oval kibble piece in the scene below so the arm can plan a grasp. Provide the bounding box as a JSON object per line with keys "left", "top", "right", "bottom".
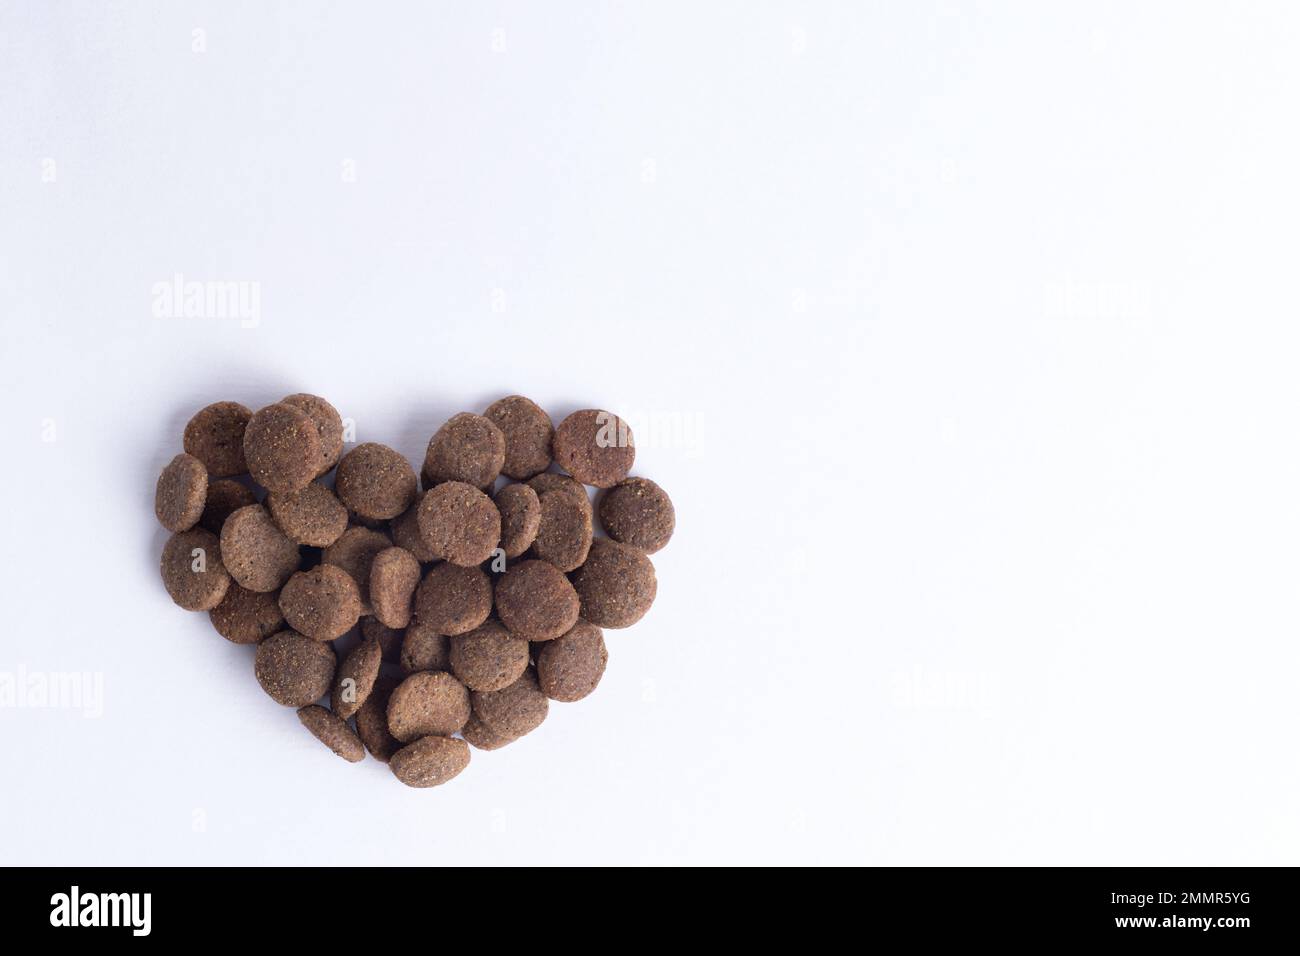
{"left": 199, "top": 479, "right": 257, "bottom": 534}
{"left": 335, "top": 442, "right": 418, "bottom": 521}
{"left": 209, "top": 583, "right": 284, "bottom": 644}
{"left": 267, "top": 482, "right": 348, "bottom": 547}
{"left": 243, "top": 402, "right": 323, "bottom": 493}
{"left": 484, "top": 395, "right": 554, "bottom": 480}
{"left": 461, "top": 713, "right": 518, "bottom": 751}
{"left": 370, "top": 547, "right": 421, "bottom": 629}
{"left": 183, "top": 401, "right": 252, "bottom": 477}
{"left": 390, "top": 491, "right": 438, "bottom": 562}
{"left": 598, "top": 477, "right": 675, "bottom": 554}
{"left": 280, "top": 393, "right": 345, "bottom": 477}
{"left": 297, "top": 705, "right": 365, "bottom": 763}
{"left": 471, "top": 668, "right": 548, "bottom": 739}
{"left": 572, "top": 538, "right": 657, "bottom": 628}
{"left": 322, "top": 525, "right": 391, "bottom": 613}
{"left": 400, "top": 619, "right": 451, "bottom": 673}
{"left": 254, "top": 630, "right": 336, "bottom": 707}
{"left": 495, "top": 483, "right": 541, "bottom": 559}
{"left": 450, "top": 620, "right": 530, "bottom": 692}
{"left": 527, "top": 472, "right": 590, "bottom": 507}
{"left": 160, "top": 528, "right": 231, "bottom": 611}
{"left": 386, "top": 671, "right": 471, "bottom": 741}
{"left": 360, "top": 615, "right": 404, "bottom": 662}
{"left": 537, "top": 620, "right": 608, "bottom": 702}
{"left": 552, "top": 409, "right": 635, "bottom": 489}
{"left": 221, "top": 504, "right": 301, "bottom": 593}
{"left": 390, "top": 736, "right": 470, "bottom": 789}
{"left": 413, "top": 562, "right": 492, "bottom": 636}
{"left": 494, "top": 559, "right": 580, "bottom": 641}
{"left": 416, "top": 481, "right": 501, "bottom": 567}
{"left": 422, "top": 412, "right": 506, "bottom": 491}
{"left": 355, "top": 675, "right": 401, "bottom": 762}
{"left": 279, "top": 564, "right": 362, "bottom": 641}
{"left": 155, "top": 453, "right": 208, "bottom": 532}
{"left": 331, "top": 634, "right": 383, "bottom": 719}
{"left": 531, "top": 489, "right": 593, "bottom": 572}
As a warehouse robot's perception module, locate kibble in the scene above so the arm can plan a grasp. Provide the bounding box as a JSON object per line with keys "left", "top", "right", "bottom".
{"left": 537, "top": 621, "right": 608, "bottom": 702}
{"left": 183, "top": 401, "right": 252, "bottom": 477}
{"left": 572, "top": 538, "right": 657, "bottom": 628}
{"left": 386, "top": 671, "right": 471, "bottom": 741}
{"left": 416, "top": 481, "right": 500, "bottom": 567}
{"left": 209, "top": 583, "right": 284, "bottom": 644}
{"left": 495, "top": 483, "right": 541, "bottom": 558}
{"left": 450, "top": 620, "right": 530, "bottom": 692}
{"left": 531, "top": 489, "right": 593, "bottom": 572}
{"left": 254, "top": 630, "right": 336, "bottom": 707}
{"left": 331, "top": 634, "right": 382, "bottom": 719}
{"left": 267, "top": 482, "right": 348, "bottom": 547}
{"left": 484, "top": 395, "right": 554, "bottom": 480}
{"left": 552, "top": 409, "right": 635, "bottom": 488}
{"left": 494, "top": 559, "right": 580, "bottom": 641}
{"left": 336, "top": 442, "right": 417, "bottom": 521}
{"left": 461, "top": 713, "right": 518, "bottom": 751}
{"left": 280, "top": 393, "right": 344, "bottom": 477}
{"left": 243, "top": 402, "right": 323, "bottom": 493}
{"left": 400, "top": 619, "right": 451, "bottom": 673}
{"left": 199, "top": 479, "right": 257, "bottom": 534}
{"left": 413, "top": 562, "right": 492, "bottom": 635}
{"left": 355, "top": 675, "right": 401, "bottom": 762}
{"left": 221, "top": 504, "right": 302, "bottom": 593}
{"left": 389, "top": 491, "right": 438, "bottom": 562}
{"left": 161, "top": 528, "right": 231, "bottom": 610}
{"left": 278, "top": 564, "right": 362, "bottom": 641}
{"left": 422, "top": 412, "right": 506, "bottom": 490}
{"left": 471, "top": 668, "right": 548, "bottom": 739}
{"left": 369, "top": 547, "right": 421, "bottom": 628}
{"left": 390, "top": 736, "right": 470, "bottom": 788}
{"left": 361, "top": 615, "right": 403, "bottom": 661}
{"left": 322, "top": 525, "right": 391, "bottom": 612}
{"left": 155, "top": 453, "right": 208, "bottom": 532}
{"left": 598, "top": 477, "right": 675, "bottom": 554}
{"left": 297, "top": 705, "right": 365, "bottom": 762}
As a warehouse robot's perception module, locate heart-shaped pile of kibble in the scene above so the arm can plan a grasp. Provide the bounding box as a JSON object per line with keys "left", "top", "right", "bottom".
{"left": 155, "top": 395, "right": 673, "bottom": 787}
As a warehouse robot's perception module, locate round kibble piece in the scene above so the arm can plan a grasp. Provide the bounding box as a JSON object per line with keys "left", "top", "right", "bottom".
{"left": 155, "top": 453, "right": 208, "bottom": 532}
{"left": 390, "top": 492, "right": 438, "bottom": 562}
{"left": 531, "top": 489, "right": 593, "bottom": 572}
{"left": 527, "top": 472, "right": 590, "bottom": 507}
{"left": 369, "top": 547, "right": 421, "bottom": 629}
{"left": 331, "top": 634, "right": 382, "bottom": 719}
{"left": 598, "top": 477, "right": 675, "bottom": 554}
{"left": 412, "top": 563, "right": 492, "bottom": 636}
{"left": 297, "top": 705, "right": 365, "bottom": 763}
{"left": 471, "top": 668, "right": 548, "bottom": 739}
{"left": 254, "top": 630, "right": 336, "bottom": 707}
{"left": 495, "top": 483, "right": 541, "bottom": 559}
{"left": 386, "top": 671, "right": 471, "bottom": 741}
{"left": 183, "top": 401, "right": 252, "bottom": 477}
{"left": 322, "top": 525, "right": 391, "bottom": 612}
{"left": 160, "top": 528, "right": 231, "bottom": 611}
{"left": 335, "top": 442, "right": 417, "bottom": 521}
{"left": 422, "top": 413, "right": 505, "bottom": 490}
{"left": 552, "top": 409, "right": 635, "bottom": 488}
{"left": 361, "top": 616, "right": 403, "bottom": 661}
{"left": 484, "top": 395, "right": 554, "bottom": 480}
{"left": 450, "top": 621, "right": 530, "bottom": 692}
{"left": 537, "top": 620, "right": 608, "bottom": 702}
{"left": 461, "top": 713, "right": 518, "bottom": 751}
{"left": 355, "top": 675, "right": 401, "bottom": 762}
{"left": 390, "top": 736, "right": 470, "bottom": 788}
{"left": 267, "top": 482, "right": 348, "bottom": 547}
{"left": 572, "top": 538, "right": 657, "bottom": 628}
{"left": 400, "top": 620, "right": 452, "bottom": 673}
{"left": 278, "top": 564, "right": 362, "bottom": 641}
{"left": 221, "top": 504, "right": 301, "bottom": 593}
{"left": 416, "top": 482, "right": 501, "bottom": 567}
{"left": 494, "top": 559, "right": 580, "bottom": 641}
{"left": 199, "top": 479, "right": 257, "bottom": 534}
{"left": 243, "top": 402, "right": 323, "bottom": 493}
{"left": 209, "top": 583, "right": 284, "bottom": 644}
{"left": 280, "top": 393, "right": 344, "bottom": 477}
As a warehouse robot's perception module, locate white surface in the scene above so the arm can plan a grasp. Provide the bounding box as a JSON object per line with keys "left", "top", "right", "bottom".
{"left": 2, "top": 2, "right": 1299, "bottom": 866}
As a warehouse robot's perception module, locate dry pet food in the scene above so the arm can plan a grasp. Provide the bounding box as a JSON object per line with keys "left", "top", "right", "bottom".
{"left": 200, "top": 479, "right": 257, "bottom": 534}
{"left": 243, "top": 402, "right": 323, "bottom": 493}
{"left": 155, "top": 453, "right": 208, "bottom": 532}
{"left": 331, "top": 634, "right": 382, "bottom": 719}
{"left": 267, "top": 482, "right": 348, "bottom": 547}
{"left": 537, "top": 620, "right": 608, "bottom": 702}
{"left": 422, "top": 412, "right": 505, "bottom": 490}
{"left": 209, "top": 583, "right": 284, "bottom": 645}
{"left": 389, "top": 735, "right": 471, "bottom": 788}
{"left": 494, "top": 559, "right": 580, "bottom": 641}
{"left": 160, "top": 528, "right": 230, "bottom": 610}
{"left": 450, "top": 620, "right": 530, "bottom": 692}
{"left": 494, "top": 483, "right": 541, "bottom": 558}
{"left": 298, "top": 705, "right": 366, "bottom": 762}
{"left": 597, "top": 477, "right": 676, "bottom": 554}
{"left": 221, "top": 503, "right": 301, "bottom": 593}
{"left": 183, "top": 401, "right": 252, "bottom": 477}
{"left": 484, "top": 395, "right": 554, "bottom": 480}
{"left": 416, "top": 481, "right": 500, "bottom": 566}
{"left": 401, "top": 620, "right": 452, "bottom": 674}
{"left": 413, "top": 562, "right": 493, "bottom": 636}
{"left": 254, "top": 630, "right": 336, "bottom": 707}
{"left": 552, "top": 409, "right": 635, "bottom": 488}
{"left": 279, "top": 564, "right": 362, "bottom": 641}
{"left": 386, "top": 671, "right": 471, "bottom": 741}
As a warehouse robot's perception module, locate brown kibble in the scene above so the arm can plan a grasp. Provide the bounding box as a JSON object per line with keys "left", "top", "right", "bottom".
{"left": 494, "top": 559, "right": 579, "bottom": 641}
{"left": 400, "top": 620, "right": 452, "bottom": 673}
{"left": 389, "top": 736, "right": 470, "bottom": 788}
{"left": 221, "top": 504, "right": 301, "bottom": 593}
{"left": 386, "top": 671, "right": 471, "bottom": 741}
{"left": 552, "top": 409, "right": 635, "bottom": 488}
{"left": 331, "top": 634, "right": 382, "bottom": 718}
{"left": 209, "top": 583, "right": 284, "bottom": 644}
{"left": 254, "top": 630, "right": 336, "bottom": 707}
{"left": 183, "top": 401, "right": 252, "bottom": 477}
{"left": 461, "top": 713, "right": 519, "bottom": 751}
{"left": 422, "top": 412, "right": 505, "bottom": 490}
{"left": 572, "top": 538, "right": 657, "bottom": 628}
{"left": 297, "top": 705, "right": 365, "bottom": 762}
{"left": 531, "top": 489, "right": 593, "bottom": 572}
{"left": 412, "top": 562, "right": 492, "bottom": 636}
{"left": 243, "top": 402, "right": 323, "bottom": 493}
{"left": 322, "top": 525, "right": 391, "bottom": 612}
{"left": 267, "top": 482, "right": 348, "bottom": 547}
{"left": 450, "top": 620, "right": 530, "bottom": 692}
{"left": 494, "top": 483, "right": 541, "bottom": 559}
{"left": 160, "top": 528, "right": 231, "bottom": 611}
{"left": 527, "top": 472, "right": 589, "bottom": 505}
{"left": 416, "top": 482, "right": 500, "bottom": 567}
{"left": 484, "top": 395, "right": 554, "bottom": 480}
{"left": 199, "top": 479, "right": 257, "bottom": 534}
{"left": 360, "top": 616, "right": 403, "bottom": 661}
{"left": 155, "top": 453, "right": 208, "bottom": 532}
{"left": 280, "top": 393, "right": 344, "bottom": 477}
{"left": 355, "top": 675, "right": 401, "bottom": 762}
{"left": 390, "top": 491, "right": 438, "bottom": 562}
{"left": 335, "top": 442, "right": 418, "bottom": 521}
{"left": 471, "top": 668, "right": 548, "bottom": 739}
{"left": 278, "top": 564, "right": 362, "bottom": 641}
{"left": 537, "top": 620, "right": 608, "bottom": 702}
{"left": 598, "top": 477, "right": 675, "bottom": 554}
{"left": 369, "top": 547, "right": 421, "bottom": 629}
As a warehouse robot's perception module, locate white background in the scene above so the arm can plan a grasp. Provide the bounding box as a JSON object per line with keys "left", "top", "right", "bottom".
{"left": 2, "top": 2, "right": 1298, "bottom": 866}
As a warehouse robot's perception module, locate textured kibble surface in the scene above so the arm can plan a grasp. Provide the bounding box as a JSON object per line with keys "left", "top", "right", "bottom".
{"left": 200, "top": 479, "right": 257, "bottom": 534}
{"left": 494, "top": 559, "right": 580, "bottom": 641}
{"left": 279, "top": 564, "right": 362, "bottom": 641}
{"left": 155, "top": 453, "right": 208, "bottom": 533}
{"left": 461, "top": 713, "right": 518, "bottom": 751}
{"left": 268, "top": 482, "right": 348, "bottom": 547}
{"left": 390, "top": 735, "right": 471, "bottom": 788}
{"left": 416, "top": 481, "right": 501, "bottom": 567}
{"left": 495, "top": 483, "right": 541, "bottom": 558}
{"left": 322, "top": 525, "right": 391, "bottom": 612}
{"left": 361, "top": 616, "right": 404, "bottom": 661}
{"left": 355, "top": 675, "right": 401, "bottom": 762}
{"left": 243, "top": 402, "right": 323, "bottom": 493}
{"left": 472, "top": 668, "right": 549, "bottom": 739}
{"left": 183, "top": 401, "right": 252, "bottom": 477}
{"left": 401, "top": 620, "right": 451, "bottom": 673}
{"left": 387, "top": 671, "right": 471, "bottom": 741}
{"left": 280, "top": 393, "right": 344, "bottom": 477}
{"left": 450, "top": 620, "right": 530, "bottom": 692}
{"left": 422, "top": 412, "right": 506, "bottom": 490}
{"left": 484, "top": 395, "right": 554, "bottom": 480}
{"left": 552, "top": 409, "right": 635, "bottom": 488}
{"left": 390, "top": 491, "right": 438, "bottom": 562}
{"left": 413, "top": 562, "right": 493, "bottom": 635}
{"left": 527, "top": 472, "right": 589, "bottom": 506}
{"left": 369, "top": 547, "right": 421, "bottom": 629}
{"left": 537, "top": 620, "right": 608, "bottom": 702}
{"left": 221, "top": 504, "right": 302, "bottom": 593}
{"left": 161, "top": 528, "right": 230, "bottom": 611}
{"left": 336, "top": 442, "right": 418, "bottom": 521}
{"left": 572, "top": 538, "right": 657, "bottom": 628}
{"left": 331, "top": 634, "right": 382, "bottom": 719}
{"left": 254, "top": 630, "right": 336, "bottom": 707}
{"left": 297, "top": 705, "right": 365, "bottom": 762}
{"left": 531, "top": 489, "right": 593, "bottom": 572}
{"left": 209, "top": 583, "right": 284, "bottom": 644}
{"left": 598, "top": 477, "right": 676, "bottom": 554}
